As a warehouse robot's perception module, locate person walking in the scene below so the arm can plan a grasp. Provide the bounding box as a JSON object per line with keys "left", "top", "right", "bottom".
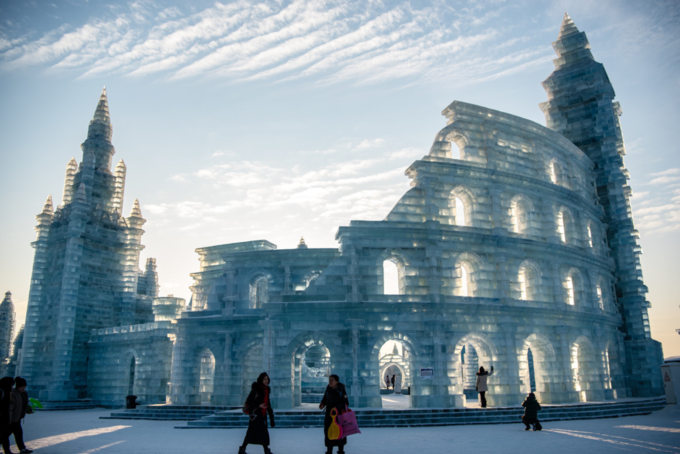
{"left": 8, "top": 378, "right": 31, "bottom": 454}
{"left": 521, "top": 392, "right": 542, "bottom": 431}
{"left": 0, "top": 377, "right": 15, "bottom": 454}
{"left": 385, "top": 373, "right": 390, "bottom": 390}
{"left": 475, "top": 365, "right": 494, "bottom": 408}
{"left": 239, "top": 372, "right": 275, "bottom": 454}
{"left": 319, "top": 374, "right": 349, "bottom": 454}
{"left": 390, "top": 375, "right": 395, "bottom": 390}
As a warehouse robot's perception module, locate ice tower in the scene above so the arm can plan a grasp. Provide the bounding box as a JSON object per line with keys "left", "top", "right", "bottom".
{"left": 0, "top": 291, "right": 15, "bottom": 374}
{"left": 540, "top": 14, "right": 664, "bottom": 396}
{"left": 19, "top": 89, "right": 157, "bottom": 401}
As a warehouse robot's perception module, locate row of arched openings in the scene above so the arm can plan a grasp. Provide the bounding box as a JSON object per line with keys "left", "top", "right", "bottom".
{"left": 450, "top": 141, "right": 582, "bottom": 191}
{"left": 447, "top": 188, "right": 599, "bottom": 249}
{"left": 382, "top": 257, "right": 610, "bottom": 309}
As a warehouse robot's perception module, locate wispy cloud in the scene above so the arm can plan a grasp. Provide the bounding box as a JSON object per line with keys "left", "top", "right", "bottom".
{"left": 633, "top": 167, "right": 680, "bottom": 235}
{"left": 143, "top": 143, "right": 416, "bottom": 235}
{"left": 0, "top": 0, "right": 554, "bottom": 85}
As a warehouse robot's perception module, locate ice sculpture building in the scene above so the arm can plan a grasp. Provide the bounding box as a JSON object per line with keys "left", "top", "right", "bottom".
{"left": 18, "top": 89, "right": 159, "bottom": 401}
{"left": 23, "top": 15, "right": 665, "bottom": 408}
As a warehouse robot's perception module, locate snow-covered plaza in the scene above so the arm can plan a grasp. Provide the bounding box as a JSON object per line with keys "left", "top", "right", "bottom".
{"left": 11, "top": 405, "right": 680, "bottom": 454}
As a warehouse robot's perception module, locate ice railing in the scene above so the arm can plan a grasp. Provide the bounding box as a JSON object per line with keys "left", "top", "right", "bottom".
{"left": 90, "top": 320, "right": 173, "bottom": 338}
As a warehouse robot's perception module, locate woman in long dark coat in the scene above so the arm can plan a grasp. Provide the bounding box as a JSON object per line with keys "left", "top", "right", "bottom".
{"left": 319, "top": 374, "right": 349, "bottom": 454}
{"left": 239, "top": 372, "right": 275, "bottom": 454}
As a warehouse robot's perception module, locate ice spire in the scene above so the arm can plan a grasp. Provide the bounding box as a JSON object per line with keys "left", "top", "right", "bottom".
{"left": 62, "top": 158, "right": 78, "bottom": 205}
{"left": 112, "top": 159, "right": 126, "bottom": 213}
{"left": 92, "top": 87, "right": 111, "bottom": 126}
{"left": 551, "top": 13, "right": 593, "bottom": 68}
{"left": 42, "top": 195, "right": 53, "bottom": 215}
{"left": 130, "top": 199, "right": 143, "bottom": 218}
{"left": 297, "top": 237, "right": 308, "bottom": 249}
{"left": 558, "top": 13, "right": 577, "bottom": 38}
{"left": 0, "top": 291, "right": 15, "bottom": 363}
{"left": 82, "top": 87, "right": 115, "bottom": 173}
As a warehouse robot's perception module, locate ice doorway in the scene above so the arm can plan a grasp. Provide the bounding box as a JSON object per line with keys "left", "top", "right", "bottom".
{"left": 199, "top": 349, "right": 215, "bottom": 404}
{"left": 379, "top": 340, "right": 411, "bottom": 408}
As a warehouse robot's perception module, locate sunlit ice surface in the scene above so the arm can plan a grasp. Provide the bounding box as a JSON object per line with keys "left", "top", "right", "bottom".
{"left": 10, "top": 425, "right": 130, "bottom": 452}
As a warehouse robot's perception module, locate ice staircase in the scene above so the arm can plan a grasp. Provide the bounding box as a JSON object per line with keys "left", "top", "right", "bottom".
{"left": 101, "top": 405, "right": 240, "bottom": 421}
{"left": 174, "top": 397, "right": 666, "bottom": 429}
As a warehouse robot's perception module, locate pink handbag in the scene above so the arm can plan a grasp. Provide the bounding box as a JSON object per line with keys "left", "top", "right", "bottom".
{"left": 337, "top": 407, "right": 361, "bottom": 437}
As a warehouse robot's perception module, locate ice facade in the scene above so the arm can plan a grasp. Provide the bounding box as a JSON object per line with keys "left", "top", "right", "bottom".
{"left": 156, "top": 99, "right": 632, "bottom": 410}
{"left": 18, "top": 89, "right": 158, "bottom": 401}
{"left": 23, "top": 17, "right": 665, "bottom": 408}
{"left": 0, "top": 291, "right": 16, "bottom": 375}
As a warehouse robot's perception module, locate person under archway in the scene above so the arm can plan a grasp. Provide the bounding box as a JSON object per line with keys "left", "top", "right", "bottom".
{"left": 319, "top": 374, "right": 349, "bottom": 454}
{"left": 385, "top": 373, "right": 390, "bottom": 390}
{"left": 391, "top": 375, "right": 395, "bottom": 390}
{"left": 239, "top": 372, "right": 275, "bottom": 454}
{"left": 475, "top": 365, "right": 494, "bottom": 408}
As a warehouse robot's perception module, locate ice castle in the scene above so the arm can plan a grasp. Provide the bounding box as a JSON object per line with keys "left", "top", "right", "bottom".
{"left": 19, "top": 15, "right": 664, "bottom": 408}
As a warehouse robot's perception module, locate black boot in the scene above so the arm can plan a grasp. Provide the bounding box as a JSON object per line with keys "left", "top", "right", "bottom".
{"left": 238, "top": 446, "right": 247, "bottom": 454}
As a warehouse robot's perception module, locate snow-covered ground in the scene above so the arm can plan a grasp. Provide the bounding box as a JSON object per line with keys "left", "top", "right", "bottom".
{"left": 11, "top": 405, "right": 680, "bottom": 454}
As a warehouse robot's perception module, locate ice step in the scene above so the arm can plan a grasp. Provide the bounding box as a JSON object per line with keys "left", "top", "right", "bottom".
{"left": 175, "top": 397, "right": 665, "bottom": 429}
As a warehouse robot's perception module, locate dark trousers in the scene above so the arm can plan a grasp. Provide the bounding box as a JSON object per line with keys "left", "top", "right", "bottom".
{"left": 9, "top": 421, "right": 25, "bottom": 451}
{"left": 522, "top": 416, "right": 542, "bottom": 430}
{"left": 479, "top": 391, "right": 487, "bottom": 408}
{"left": 1, "top": 430, "right": 10, "bottom": 454}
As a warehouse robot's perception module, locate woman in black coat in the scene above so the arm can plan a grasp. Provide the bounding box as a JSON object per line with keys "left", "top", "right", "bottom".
{"left": 319, "top": 374, "right": 349, "bottom": 454}
{"left": 239, "top": 372, "right": 275, "bottom": 454}
{"left": 0, "top": 377, "right": 15, "bottom": 454}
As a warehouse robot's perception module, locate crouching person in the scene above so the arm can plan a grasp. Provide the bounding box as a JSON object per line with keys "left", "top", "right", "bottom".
{"left": 521, "top": 392, "right": 542, "bottom": 431}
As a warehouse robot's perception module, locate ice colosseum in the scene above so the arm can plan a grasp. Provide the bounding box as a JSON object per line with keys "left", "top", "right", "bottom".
{"left": 19, "top": 15, "right": 664, "bottom": 409}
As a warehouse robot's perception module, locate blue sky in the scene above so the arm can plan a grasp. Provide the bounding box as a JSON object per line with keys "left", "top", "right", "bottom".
{"left": 1, "top": 0, "right": 679, "bottom": 355}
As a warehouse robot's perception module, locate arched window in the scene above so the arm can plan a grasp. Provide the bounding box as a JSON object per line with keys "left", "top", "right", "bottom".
{"left": 566, "top": 276, "right": 575, "bottom": 305}
{"left": 586, "top": 224, "right": 593, "bottom": 248}
{"left": 451, "top": 141, "right": 461, "bottom": 159}
{"left": 250, "top": 276, "right": 268, "bottom": 308}
{"left": 461, "top": 264, "right": 469, "bottom": 296}
{"left": 511, "top": 196, "right": 533, "bottom": 234}
{"left": 383, "top": 259, "right": 400, "bottom": 295}
{"left": 557, "top": 208, "right": 575, "bottom": 244}
{"left": 449, "top": 187, "right": 473, "bottom": 227}
{"left": 596, "top": 285, "right": 603, "bottom": 310}
{"left": 557, "top": 211, "right": 566, "bottom": 243}
{"left": 455, "top": 197, "right": 466, "bottom": 226}
{"left": 564, "top": 268, "right": 582, "bottom": 306}
{"left": 518, "top": 261, "right": 539, "bottom": 301}
{"left": 549, "top": 161, "right": 558, "bottom": 184}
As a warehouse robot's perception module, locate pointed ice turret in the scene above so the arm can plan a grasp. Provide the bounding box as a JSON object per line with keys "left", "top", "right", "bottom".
{"left": 81, "top": 87, "right": 115, "bottom": 173}
{"left": 92, "top": 87, "right": 111, "bottom": 126}
{"left": 61, "top": 158, "right": 78, "bottom": 205}
{"left": 550, "top": 13, "right": 593, "bottom": 68}
{"left": 41, "top": 195, "right": 54, "bottom": 216}
{"left": 130, "top": 199, "right": 143, "bottom": 218}
{"left": 112, "top": 159, "right": 126, "bottom": 214}
{"left": 297, "top": 237, "right": 308, "bottom": 249}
